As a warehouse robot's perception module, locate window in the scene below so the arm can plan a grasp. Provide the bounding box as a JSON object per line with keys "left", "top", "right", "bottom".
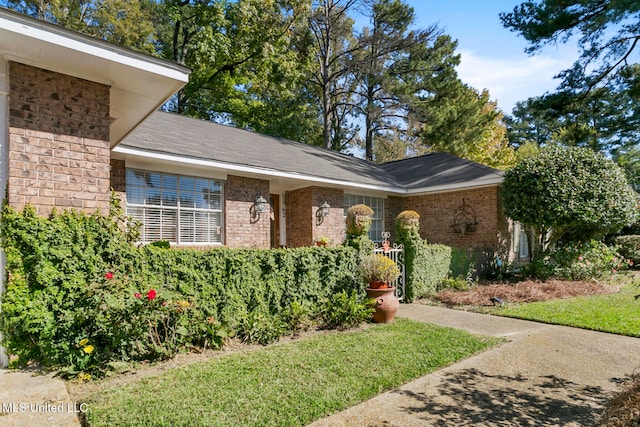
{"left": 126, "top": 169, "right": 223, "bottom": 244}
{"left": 512, "top": 222, "right": 530, "bottom": 259}
{"left": 343, "top": 194, "right": 385, "bottom": 241}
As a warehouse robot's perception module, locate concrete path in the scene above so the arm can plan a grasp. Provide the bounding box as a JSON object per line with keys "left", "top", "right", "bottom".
{"left": 309, "top": 304, "right": 640, "bottom": 426}
{"left": 0, "top": 368, "right": 80, "bottom": 427}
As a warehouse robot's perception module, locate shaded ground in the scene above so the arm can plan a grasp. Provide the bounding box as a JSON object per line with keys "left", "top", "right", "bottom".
{"left": 428, "top": 275, "right": 639, "bottom": 426}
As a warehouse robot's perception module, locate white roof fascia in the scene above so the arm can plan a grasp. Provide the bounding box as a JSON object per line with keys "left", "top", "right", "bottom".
{"left": 404, "top": 177, "right": 504, "bottom": 195}
{"left": 0, "top": 8, "right": 190, "bottom": 146}
{"left": 0, "top": 11, "right": 188, "bottom": 81}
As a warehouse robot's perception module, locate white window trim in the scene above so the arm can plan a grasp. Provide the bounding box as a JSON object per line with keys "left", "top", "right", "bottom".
{"left": 343, "top": 193, "right": 385, "bottom": 242}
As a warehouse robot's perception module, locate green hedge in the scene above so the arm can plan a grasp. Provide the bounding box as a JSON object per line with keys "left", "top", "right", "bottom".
{"left": 396, "top": 230, "right": 451, "bottom": 301}
{"left": 0, "top": 204, "right": 361, "bottom": 375}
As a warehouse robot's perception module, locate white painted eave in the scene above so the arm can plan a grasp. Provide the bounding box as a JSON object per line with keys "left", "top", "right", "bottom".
{"left": 114, "top": 146, "right": 503, "bottom": 195}
{"left": 0, "top": 8, "right": 190, "bottom": 146}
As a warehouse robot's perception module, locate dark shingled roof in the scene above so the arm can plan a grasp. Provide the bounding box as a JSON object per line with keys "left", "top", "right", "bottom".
{"left": 379, "top": 153, "right": 503, "bottom": 190}
{"left": 119, "top": 111, "right": 503, "bottom": 193}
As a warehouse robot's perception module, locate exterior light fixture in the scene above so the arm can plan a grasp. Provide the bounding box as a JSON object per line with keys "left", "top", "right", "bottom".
{"left": 250, "top": 194, "right": 269, "bottom": 223}
{"left": 319, "top": 201, "right": 330, "bottom": 217}
{"left": 316, "top": 200, "right": 331, "bottom": 225}
{"left": 255, "top": 195, "right": 268, "bottom": 213}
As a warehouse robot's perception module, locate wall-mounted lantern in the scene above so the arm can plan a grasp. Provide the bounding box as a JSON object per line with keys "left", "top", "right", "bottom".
{"left": 250, "top": 194, "right": 269, "bottom": 223}
{"left": 316, "top": 200, "right": 330, "bottom": 225}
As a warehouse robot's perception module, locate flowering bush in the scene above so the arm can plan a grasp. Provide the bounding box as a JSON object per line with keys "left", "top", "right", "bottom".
{"left": 524, "top": 240, "right": 631, "bottom": 281}
{"left": 359, "top": 254, "right": 400, "bottom": 284}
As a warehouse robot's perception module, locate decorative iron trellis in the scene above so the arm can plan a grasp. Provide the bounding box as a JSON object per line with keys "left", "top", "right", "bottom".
{"left": 373, "top": 231, "right": 405, "bottom": 301}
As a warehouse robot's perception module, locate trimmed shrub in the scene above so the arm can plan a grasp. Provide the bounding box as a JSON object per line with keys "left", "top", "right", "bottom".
{"left": 395, "top": 212, "right": 451, "bottom": 300}
{"left": 0, "top": 204, "right": 361, "bottom": 377}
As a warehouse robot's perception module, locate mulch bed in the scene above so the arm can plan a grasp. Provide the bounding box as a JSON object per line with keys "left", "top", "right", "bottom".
{"left": 433, "top": 279, "right": 618, "bottom": 307}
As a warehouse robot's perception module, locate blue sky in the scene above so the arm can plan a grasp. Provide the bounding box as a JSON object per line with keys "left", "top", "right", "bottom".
{"left": 404, "top": 0, "right": 577, "bottom": 114}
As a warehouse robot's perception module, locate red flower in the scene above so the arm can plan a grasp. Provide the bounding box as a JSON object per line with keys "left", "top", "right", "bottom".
{"left": 147, "top": 289, "right": 157, "bottom": 300}
{"left": 162, "top": 301, "right": 168, "bottom": 307}
{"left": 105, "top": 272, "right": 114, "bottom": 280}
{"left": 134, "top": 292, "right": 142, "bottom": 299}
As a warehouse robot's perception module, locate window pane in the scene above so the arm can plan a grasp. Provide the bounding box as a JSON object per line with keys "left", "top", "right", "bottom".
{"left": 161, "top": 210, "right": 177, "bottom": 241}
{"left": 180, "top": 192, "right": 195, "bottom": 208}
{"left": 162, "top": 190, "right": 178, "bottom": 207}
{"left": 146, "top": 172, "right": 161, "bottom": 188}
{"left": 127, "top": 187, "right": 145, "bottom": 205}
{"left": 162, "top": 174, "right": 177, "bottom": 190}
{"left": 127, "top": 168, "right": 222, "bottom": 244}
{"left": 180, "top": 176, "right": 195, "bottom": 192}
{"left": 344, "top": 194, "right": 384, "bottom": 241}
{"left": 146, "top": 189, "right": 161, "bottom": 206}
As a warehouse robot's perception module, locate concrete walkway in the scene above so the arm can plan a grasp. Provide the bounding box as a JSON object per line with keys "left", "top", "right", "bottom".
{"left": 0, "top": 368, "right": 80, "bottom": 427}
{"left": 2, "top": 305, "right": 640, "bottom": 426}
{"left": 309, "top": 304, "right": 640, "bottom": 426}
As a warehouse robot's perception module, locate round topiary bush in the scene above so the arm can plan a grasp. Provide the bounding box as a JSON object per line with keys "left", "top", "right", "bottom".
{"left": 346, "top": 204, "right": 374, "bottom": 237}
{"left": 396, "top": 210, "right": 420, "bottom": 239}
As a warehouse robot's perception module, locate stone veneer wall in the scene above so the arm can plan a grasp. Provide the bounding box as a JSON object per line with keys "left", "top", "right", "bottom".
{"left": 225, "top": 175, "right": 270, "bottom": 248}
{"left": 7, "top": 62, "right": 111, "bottom": 215}
{"left": 404, "top": 186, "right": 506, "bottom": 251}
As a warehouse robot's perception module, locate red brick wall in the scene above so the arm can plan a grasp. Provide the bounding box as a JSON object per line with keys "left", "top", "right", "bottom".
{"left": 311, "top": 187, "right": 344, "bottom": 246}
{"left": 285, "top": 187, "right": 312, "bottom": 247}
{"left": 404, "top": 186, "right": 503, "bottom": 251}
{"left": 110, "top": 159, "right": 126, "bottom": 203}
{"left": 7, "top": 62, "right": 111, "bottom": 215}
{"left": 225, "top": 175, "right": 270, "bottom": 248}
{"left": 384, "top": 196, "right": 405, "bottom": 242}
{"left": 285, "top": 186, "right": 345, "bottom": 247}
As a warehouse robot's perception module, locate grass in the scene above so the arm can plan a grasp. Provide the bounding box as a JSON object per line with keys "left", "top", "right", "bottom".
{"left": 82, "top": 318, "right": 501, "bottom": 427}
{"left": 491, "top": 280, "right": 640, "bottom": 337}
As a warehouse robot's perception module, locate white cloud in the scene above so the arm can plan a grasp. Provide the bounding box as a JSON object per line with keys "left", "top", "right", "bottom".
{"left": 457, "top": 49, "right": 574, "bottom": 113}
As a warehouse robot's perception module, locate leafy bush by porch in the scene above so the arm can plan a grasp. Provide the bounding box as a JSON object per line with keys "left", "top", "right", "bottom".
{"left": 615, "top": 235, "right": 640, "bottom": 267}
{"left": 0, "top": 204, "right": 362, "bottom": 376}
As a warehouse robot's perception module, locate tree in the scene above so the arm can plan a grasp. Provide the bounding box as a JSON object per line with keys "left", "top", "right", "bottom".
{"left": 500, "top": 1, "right": 640, "bottom": 99}
{"left": 1, "top": 0, "right": 157, "bottom": 53}
{"left": 308, "top": 0, "right": 361, "bottom": 150}
{"left": 154, "top": 0, "right": 321, "bottom": 144}
{"left": 351, "top": 0, "right": 441, "bottom": 160}
{"left": 464, "top": 102, "right": 516, "bottom": 170}
{"left": 413, "top": 83, "right": 503, "bottom": 164}
{"left": 502, "top": 146, "right": 638, "bottom": 258}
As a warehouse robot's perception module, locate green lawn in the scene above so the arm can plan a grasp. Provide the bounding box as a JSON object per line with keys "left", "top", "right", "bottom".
{"left": 492, "top": 281, "right": 640, "bottom": 337}
{"left": 82, "top": 318, "right": 501, "bottom": 427}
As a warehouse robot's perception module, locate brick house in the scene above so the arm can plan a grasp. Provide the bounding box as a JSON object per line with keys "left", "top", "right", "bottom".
{"left": 114, "top": 111, "right": 522, "bottom": 264}
{"left": 0, "top": 8, "right": 527, "bottom": 365}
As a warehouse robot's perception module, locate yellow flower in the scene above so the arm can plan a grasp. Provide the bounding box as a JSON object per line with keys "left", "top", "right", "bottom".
{"left": 78, "top": 338, "right": 89, "bottom": 346}
{"left": 77, "top": 372, "right": 91, "bottom": 381}
{"left": 83, "top": 345, "right": 94, "bottom": 354}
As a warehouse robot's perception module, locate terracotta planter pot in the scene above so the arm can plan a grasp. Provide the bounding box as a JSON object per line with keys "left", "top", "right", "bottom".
{"left": 366, "top": 287, "right": 399, "bottom": 323}
{"left": 368, "top": 280, "right": 389, "bottom": 289}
